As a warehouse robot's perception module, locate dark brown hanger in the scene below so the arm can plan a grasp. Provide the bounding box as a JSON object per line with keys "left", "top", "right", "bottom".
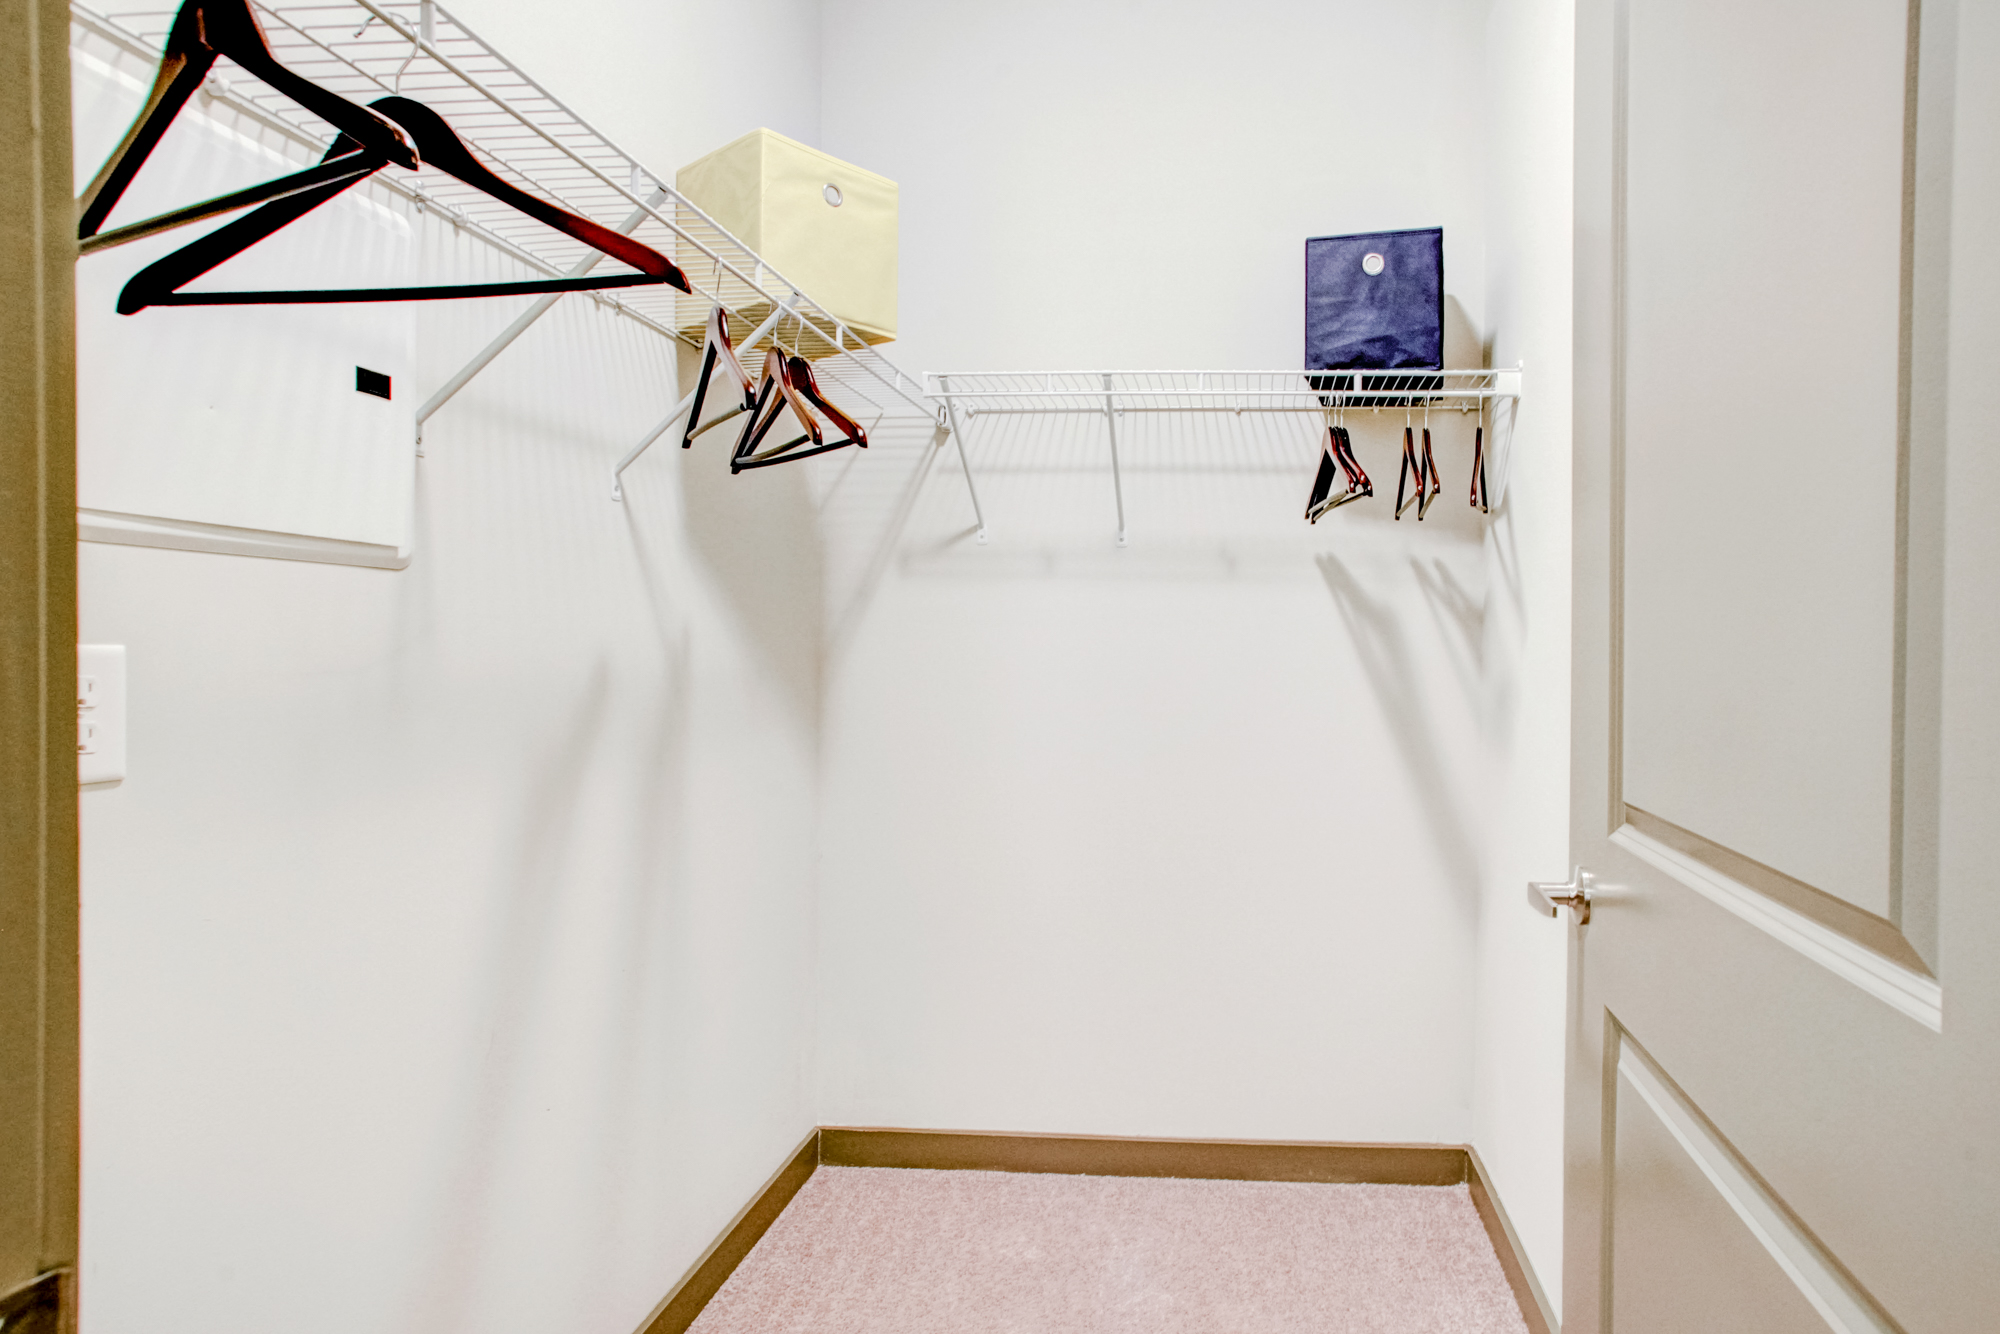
{"left": 78, "top": 0, "right": 418, "bottom": 254}
{"left": 1470, "top": 422, "right": 1490, "bottom": 512}
{"left": 682, "top": 305, "right": 756, "bottom": 449}
{"left": 732, "top": 349, "right": 868, "bottom": 472}
{"left": 1394, "top": 405, "right": 1442, "bottom": 521}
{"left": 1417, "top": 422, "right": 1440, "bottom": 518}
{"left": 1307, "top": 421, "right": 1371, "bottom": 522}
{"left": 1395, "top": 423, "right": 1421, "bottom": 519}
{"left": 116, "top": 95, "right": 687, "bottom": 313}
{"left": 789, "top": 356, "right": 867, "bottom": 448}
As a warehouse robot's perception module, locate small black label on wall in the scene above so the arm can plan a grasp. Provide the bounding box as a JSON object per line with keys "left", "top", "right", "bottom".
{"left": 356, "top": 367, "right": 392, "bottom": 400}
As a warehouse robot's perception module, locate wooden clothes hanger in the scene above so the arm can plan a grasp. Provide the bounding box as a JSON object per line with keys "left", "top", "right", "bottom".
{"left": 1470, "top": 397, "right": 1491, "bottom": 513}
{"left": 732, "top": 348, "right": 868, "bottom": 472}
{"left": 78, "top": 0, "right": 419, "bottom": 254}
{"left": 116, "top": 95, "right": 688, "bottom": 312}
{"left": 1418, "top": 401, "right": 1441, "bottom": 519}
{"left": 681, "top": 305, "right": 756, "bottom": 450}
{"left": 1394, "top": 401, "right": 1441, "bottom": 521}
{"left": 789, "top": 357, "right": 867, "bottom": 447}
{"left": 1306, "top": 401, "right": 1371, "bottom": 523}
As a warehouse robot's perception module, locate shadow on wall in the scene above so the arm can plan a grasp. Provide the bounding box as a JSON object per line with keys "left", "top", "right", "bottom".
{"left": 580, "top": 625, "right": 694, "bottom": 1297}
{"left": 405, "top": 631, "right": 701, "bottom": 1324}
{"left": 1317, "top": 552, "right": 1484, "bottom": 907}
{"left": 410, "top": 660, "right": 616, "bottom": 1330}
{"left": 867, "top": 409, "right": 1491, "bottom": 585}
{"left": 1444, "top": 295, "right": 1481, "bottom": 369}
{"left": 677, "top": 345, "right": 825, "bottom": 732}
{"left": 822, "top": 418, "right": 956, "bottom": 660}
{"left": 1414, "top": 556, "right": 1487, "bottom": 686}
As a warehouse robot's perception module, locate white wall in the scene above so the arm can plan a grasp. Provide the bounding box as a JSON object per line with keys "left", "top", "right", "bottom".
{"left": 75, "top": 3, "right": 826, "bottom": 1332}
{"left": 811, "top": 0, "right": 1501, "bottom": 1144}
{"left": 1467, "top": 0, "right": 1574, "bottom": 1316}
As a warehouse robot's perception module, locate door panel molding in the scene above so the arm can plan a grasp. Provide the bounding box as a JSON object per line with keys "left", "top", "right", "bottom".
{"left": 1608, "top": 0, "right": 1946, "bottom": 964}
{"left": 1895, "top": 0, "right": 1960, "bottom": 973}
{"left": 1885, "top": 0, "right": 1922, "bottom": 944}
{"left": 1610, "top": 821, "right": 1942, "bottom": 1030}
{"left": 1608, "top": 1027, "right": 1901, "bottom": 1334}
{"left": 1622, "top": 806, "right": 1930, "bottom": 977}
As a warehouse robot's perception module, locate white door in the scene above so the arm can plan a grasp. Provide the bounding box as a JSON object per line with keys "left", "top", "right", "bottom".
{"left": 1562, "top": 0, "right": 2000, "bottom": 1329}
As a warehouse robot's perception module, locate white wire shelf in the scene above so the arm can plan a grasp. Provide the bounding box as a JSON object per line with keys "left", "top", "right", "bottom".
{"left": 927, "top": 369, "right": 1522, "bottom": 544}
{"left": 927, "top": 369, "right": 1522, "bottom": 417}
{"left": 71, "top": 0, "right": 939, "bottom": 443}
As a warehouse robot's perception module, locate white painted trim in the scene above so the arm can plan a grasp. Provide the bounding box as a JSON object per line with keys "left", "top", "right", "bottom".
{"left": 78, "top": 509, "right": 411, "bottom": 571}
{"left": 1610, "top": 825, "right": 1942, "bottom": 1032}
{"left": 1617, "top": 1039, "right": 1895, "bottom": 1334}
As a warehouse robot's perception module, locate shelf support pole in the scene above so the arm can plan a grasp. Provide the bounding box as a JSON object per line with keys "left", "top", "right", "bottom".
{"left": 936, "top": 376, "right": 988, "bottom": 544}
{"left": 611, "top": 304, "right": 787, "bottom": 501}
{"left": 1103, "top": 373, "right": 1128, "bottom": 546}
{"left": 415, "top": 188, "right": 667, "bottom": 452}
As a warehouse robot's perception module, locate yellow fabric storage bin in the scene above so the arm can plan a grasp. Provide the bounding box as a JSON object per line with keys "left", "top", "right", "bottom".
{"left": 675, "top": 128, "right": 897, "bottom": 351}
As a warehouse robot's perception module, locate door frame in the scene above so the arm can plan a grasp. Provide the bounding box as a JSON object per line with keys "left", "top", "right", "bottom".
{"left": 0, "top": 0, "right": 79, "bottom": 1322}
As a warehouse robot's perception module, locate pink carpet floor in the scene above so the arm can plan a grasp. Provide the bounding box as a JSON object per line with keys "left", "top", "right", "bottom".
{"left": 686, "top": 1166, "right": 1531, "bottom": 1334}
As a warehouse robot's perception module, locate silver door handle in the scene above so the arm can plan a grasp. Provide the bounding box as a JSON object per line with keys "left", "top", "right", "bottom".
{"left": 1528, "top": 868, "right": 1594, "bottom": 924}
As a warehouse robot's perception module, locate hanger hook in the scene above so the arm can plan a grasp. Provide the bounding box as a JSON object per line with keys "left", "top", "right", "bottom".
{"left": 394, "top": 38, "right": 418, "bottom": 94}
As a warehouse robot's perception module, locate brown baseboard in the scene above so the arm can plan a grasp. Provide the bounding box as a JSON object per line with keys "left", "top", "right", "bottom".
{"left": 634, "top": 1130, "right": 820, "bottom": 1334}
{"left": 820, "top": 1125, "right": 1468, "bottom": 1185}
{"left": 635, "top": 1127, "right": 1556, "bottom": 1334}
{"left": 1466, "top": 1146, "right": 1558, "bottom": 1334}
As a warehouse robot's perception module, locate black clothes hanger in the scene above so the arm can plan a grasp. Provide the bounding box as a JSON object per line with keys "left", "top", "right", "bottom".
{"left": 1470, "top": 423, "right": 1490, "bottom": 512}
{"left": 1417, "top": 420, "right": 1440, "bottom": 519}
{"left": 682, "top": 305, "right": 756, "bottom": 449}
{"left": 78, "top": 0, "right": 419, "bottom": 253}
{"left": 117, "top": 95, "right": 688, "bottom": 313}
{"left": 1306, "top": 413, "right": 1371, "bottom": 523}
{"left": 732, "top": 349, "right": 868, "bottom": 472}
{"left": 1307, "top": 435, "right": 1340, "bottom": 521}
{"left": 1307, "top": 426, "right": 1372, "bottom": 522}
{"left": 1395, "top": 421, "right": 1422, "bottom": 519}
{"left": 1393, "top": 403, "right": 1441, "bottom": 521}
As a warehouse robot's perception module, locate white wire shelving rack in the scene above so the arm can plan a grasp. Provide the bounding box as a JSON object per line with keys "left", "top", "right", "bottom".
{"left": 71, "top": 0, "right": 968, "bottom": 508}
{"left": 929, "top": 368, "right": 1522, "bottom": 545}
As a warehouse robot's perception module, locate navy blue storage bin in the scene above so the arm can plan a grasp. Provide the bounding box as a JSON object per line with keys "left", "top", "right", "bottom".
{"left": 1305, "top": 228, "right": 1443, "bottom": 404}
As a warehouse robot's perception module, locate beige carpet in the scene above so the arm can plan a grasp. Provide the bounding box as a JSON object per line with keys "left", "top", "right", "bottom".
{"left": 687, "top": 1166, "right": 1531, "bottom": 1333}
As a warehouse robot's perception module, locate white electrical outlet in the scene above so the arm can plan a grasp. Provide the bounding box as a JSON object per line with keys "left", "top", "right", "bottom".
{"left": 78, "top": 644, "right": 126, "bottom": 787}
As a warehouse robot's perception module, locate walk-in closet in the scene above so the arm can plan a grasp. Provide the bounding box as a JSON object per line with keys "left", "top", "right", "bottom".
{"left": 3, "top": 0, "right": 1995, "bottom": 1331}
